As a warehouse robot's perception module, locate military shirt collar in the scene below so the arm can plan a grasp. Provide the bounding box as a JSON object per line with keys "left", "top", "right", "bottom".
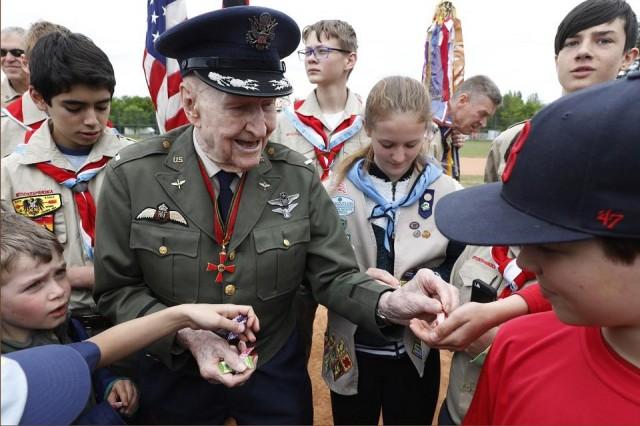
{"left": 192, "top": 130, "right": 242, "bottom": 179}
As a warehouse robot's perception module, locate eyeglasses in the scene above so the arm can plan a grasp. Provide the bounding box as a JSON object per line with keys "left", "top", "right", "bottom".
{"left": 297, "top": 46, "right": 351, "bottom": 61}
{"left": 0, "top": 48, "right": 25, "bottom": 58}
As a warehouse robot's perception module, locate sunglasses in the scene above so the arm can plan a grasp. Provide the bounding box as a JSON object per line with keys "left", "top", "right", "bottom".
{"left": 1, "top": 48, "right": 25, "bottom": 58}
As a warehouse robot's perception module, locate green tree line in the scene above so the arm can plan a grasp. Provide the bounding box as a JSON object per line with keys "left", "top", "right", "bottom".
{"left": 491, "top": 91, "right": 544, "bottom": 131}
{"left": 109, "top": 96, "right": 158, "bottom": 133}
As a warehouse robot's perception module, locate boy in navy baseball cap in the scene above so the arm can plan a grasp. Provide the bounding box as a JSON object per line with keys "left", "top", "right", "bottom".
{"left": 414, "top": 74, "right": 640, "bottom": 424}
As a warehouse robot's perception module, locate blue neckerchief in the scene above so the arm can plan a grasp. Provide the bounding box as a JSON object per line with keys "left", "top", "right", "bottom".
{"left": 347, "top": 158, "right": 443, "bottom": 251}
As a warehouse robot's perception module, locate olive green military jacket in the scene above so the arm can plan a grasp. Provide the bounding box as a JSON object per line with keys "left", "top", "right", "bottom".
{"left": 94, "top": 125, "right": 391, "bottom": 371}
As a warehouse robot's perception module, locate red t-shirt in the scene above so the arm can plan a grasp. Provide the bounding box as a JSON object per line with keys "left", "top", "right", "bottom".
{"left": 516, "top": 283, "right": 552, "bottom": 313}
{"left": 464, "top": 311, "right": 640, "bottom": 425}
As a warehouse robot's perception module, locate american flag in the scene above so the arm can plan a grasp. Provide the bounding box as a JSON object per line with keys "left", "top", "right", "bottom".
{"left": 143, "top": 0, "right": 189, "bottom": 133}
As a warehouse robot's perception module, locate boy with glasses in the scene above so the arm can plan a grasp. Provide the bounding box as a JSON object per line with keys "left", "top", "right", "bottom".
{"left": 271, "top": 19, "right": 369, "bottom": 363}
{"left": 0, "top": 27, "right": 28, "bottom": 107}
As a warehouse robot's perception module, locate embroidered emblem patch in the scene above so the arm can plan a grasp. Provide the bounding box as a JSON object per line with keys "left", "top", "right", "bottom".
{"left": 323, "top": 332, "right": 353, "bottom": 382}
{"left": 12, "top": 194, "right": 62, "bottom": 218}
{"left": 331, "top": 196, "right": 355, "bottom": 216}
{"left": 418, "top": 189, "right": 435, "bottom": 219}
{"left": 412, "top": 340, "right": 424, "bottom": 359}
{"left": 246, "top": 12, "right": 278, "bottom": 50}
{"left": 268, "top": 192, "right": 299, "bottom": 219}
{"left": 136, "top": 203, "right": 188, "bottom": 226}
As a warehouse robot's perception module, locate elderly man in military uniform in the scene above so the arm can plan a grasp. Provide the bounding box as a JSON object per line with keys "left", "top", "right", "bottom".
{"left": 94, "top": 6, "right": 457, "bottom": 425}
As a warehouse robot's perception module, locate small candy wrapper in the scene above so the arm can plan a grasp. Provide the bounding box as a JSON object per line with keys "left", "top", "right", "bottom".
{"left": 215, "top": 314, "right": 248, "bottom": 342}
{"left": 218, "top": 355, "right": 255, "bottom": 374}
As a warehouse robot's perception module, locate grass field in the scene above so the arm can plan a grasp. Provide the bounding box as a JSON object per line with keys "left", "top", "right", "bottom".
{"left": 459, "top": 140, "right": 492, "bottom": 158}
{"left": 459, "top": 140, "right": 491, "bottom": 187}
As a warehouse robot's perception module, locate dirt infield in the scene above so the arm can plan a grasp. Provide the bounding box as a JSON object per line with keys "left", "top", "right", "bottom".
{"left": 460, "top": 157, "right": 486, "bottom": 176}
{"left": 308, "top": 307, "right": 452, "bottom": 425}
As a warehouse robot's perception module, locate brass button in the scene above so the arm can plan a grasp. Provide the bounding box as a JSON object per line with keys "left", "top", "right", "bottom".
{"left": 224, "top": 284, "right": 236, "bottom": 296}
{"left": 162, "top": 140, "right": 171, "bottom": 149}
{"left": 267, "top": 146, "right": 275, "bottom": 156}
{"left": 229, "top": 250, "right": 236, "bottom": 261}
{"left": 158, "top": 245, "right": 168, "bottom": 255}
{"left": 283, "top": 239, "right": 290, "bottom": 248}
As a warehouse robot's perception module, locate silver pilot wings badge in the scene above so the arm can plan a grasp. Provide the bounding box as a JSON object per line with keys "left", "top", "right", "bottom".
{"left": 268, "top": 192, "right": 299, "bottom": 219}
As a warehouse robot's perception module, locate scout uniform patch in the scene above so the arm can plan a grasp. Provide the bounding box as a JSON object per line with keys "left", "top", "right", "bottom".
{"left": 331, "top": 196, "right": 355, "bottom": 216}
{"left": 418, "top": 189, "right": 435, "bottom": 219}
{"left": 323, "top": 331, "right": 353, "bottom": 381}
{"left": 12, "top": 194, "right": 62, "bottom": 232}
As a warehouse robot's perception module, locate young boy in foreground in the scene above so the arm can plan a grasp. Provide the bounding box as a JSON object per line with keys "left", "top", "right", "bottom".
{"left": 1, "top": 210, "right": 259, "bottom": 425}
{"left": 411, "top": 74, "right": 640, "bottom": 424}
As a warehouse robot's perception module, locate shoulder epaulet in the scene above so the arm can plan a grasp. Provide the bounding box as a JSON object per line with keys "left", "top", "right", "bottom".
{"left": 264, "top": 142, "right": 315, "bottom": 172}
{"left": 110, "top": 126, "right": 189, "bottom": 168}
{"left": 505, "top": 120, "right": 527, "bottom": 131}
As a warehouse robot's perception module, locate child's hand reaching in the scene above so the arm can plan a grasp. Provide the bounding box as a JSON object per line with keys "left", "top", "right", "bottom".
{"left": 107, "top": 379, "right": 139, "bottom": 417}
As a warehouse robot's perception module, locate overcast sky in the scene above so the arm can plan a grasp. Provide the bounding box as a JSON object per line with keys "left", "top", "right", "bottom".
{"left": 2, "top": 0, "right": 639, "bottom": 104}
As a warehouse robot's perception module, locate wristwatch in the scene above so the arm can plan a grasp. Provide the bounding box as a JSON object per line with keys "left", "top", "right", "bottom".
{"left": 375, "top": 307, "right": 391, "bottom": 327}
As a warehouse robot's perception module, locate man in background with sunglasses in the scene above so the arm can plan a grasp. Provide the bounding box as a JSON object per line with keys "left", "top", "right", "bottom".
{"left": 271, "top": 19, "right": 369, "bottom": 364}
{"left": 0, "top": 27, "right": 28, "bottom": 107}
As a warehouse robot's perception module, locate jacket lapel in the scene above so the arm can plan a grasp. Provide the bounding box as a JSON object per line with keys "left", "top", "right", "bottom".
{"left": 228, "top": 155, "right": 280, "bottom": 252}
{"left": 155, "top": 127, "right": 216, "bottom": 241}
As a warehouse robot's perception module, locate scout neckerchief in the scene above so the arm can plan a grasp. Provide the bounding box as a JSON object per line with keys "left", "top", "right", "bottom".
{"left": 490, "top": 245, "right": 536, "bottom": 298}
{"left": 347, "top": 159, "right": 443, "bottom": 251}
{"left": 4, "top": 98, "right": 44, "bottom": 143}
{"left": 284, "top": 99, "right": 363, "bottom": 181}
{"left": 34, "top": 156, "right": 111, "bottom": 259}
{"left": 197, "top": 161, "right": 246, "bottom": 284}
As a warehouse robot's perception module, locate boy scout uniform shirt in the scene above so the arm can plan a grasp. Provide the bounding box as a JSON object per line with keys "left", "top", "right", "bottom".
{"left": 93, "top": 125, "right": 392, "bottom": 372}
{"left": 0, "top": 121, "right": 132, "bottom": 313}
{"left": 483, "top": 122, "right": 526, "bottom": 183}
{"left": 323, "top": 167, "right": 460, "bottom": 395}
{"left": 445, "top": 244, "right": 533, "bottom": 424}
{"left": 271, "top": 89, "right": 369, "bottom": 186}
{"left": 1, "top": 77, "right": 21, "bottom": 107}
{"left": 1, "top": 92, "right": 48, "bottom": 157}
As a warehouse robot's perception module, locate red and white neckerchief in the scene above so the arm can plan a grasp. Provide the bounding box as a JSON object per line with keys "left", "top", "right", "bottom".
{"left": 4, "top": 98, "right": 44, "bottom": 143}
{"left": 284, "top": 99, "right": 363, "bottom": 181}
{"left": 490, "top": 245, "right": 536, "bottom": 298}
{"left": 198, "top": 161, "right": 246, "bottom": 284}
{"left": 34, "top": 157, "right": 111, "bottom": 259}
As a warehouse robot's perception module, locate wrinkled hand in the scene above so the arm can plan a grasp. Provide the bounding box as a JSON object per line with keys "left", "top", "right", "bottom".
{"left": 377, "top": 269, "right": 458, "bottom": 326}
{"left": 366, "top": 267, "right": 400, "bottom": 288}
{"left": 409, "top": 301, "right": 498, "bottom": 351}
{"left": 177, "top": 328, "right": 257, "bottom": 387}
{"left": 107, "top": 379, "right": 139, "bottom": 417}
{"left": 451, "top": 130, "right": 468, "bottom": 148}
{"left": 179, "top": 304, "right": 260, "bottom": 343}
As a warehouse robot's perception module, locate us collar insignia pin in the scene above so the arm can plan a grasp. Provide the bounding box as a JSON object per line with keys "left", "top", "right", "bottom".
{"left": 171, "top": 179, "right": 186, "bottom": 189}
{"left": 136, "top": 203, "right": 188, "bottom": 226}
{"left": 246, "top": 12, "right": 278, "bottom": 51}
{"left": 268, "top": 192, "right": 299, "bottom": 219}
{"left": 258, "top": 181, "right": 271, "bottom": 191}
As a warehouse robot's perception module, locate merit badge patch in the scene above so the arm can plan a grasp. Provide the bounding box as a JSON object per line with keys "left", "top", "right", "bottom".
{"left": 331, "top": 196, "right": 355, "bottom": 216}
{"left": 323, "top": 332, "right": 353, "bottom": 382}
{"left": 418, "top": 189, "right": 435, "bottom": 219}
{"left": 136, "top": 203, "right": 188, "bottom": 226}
